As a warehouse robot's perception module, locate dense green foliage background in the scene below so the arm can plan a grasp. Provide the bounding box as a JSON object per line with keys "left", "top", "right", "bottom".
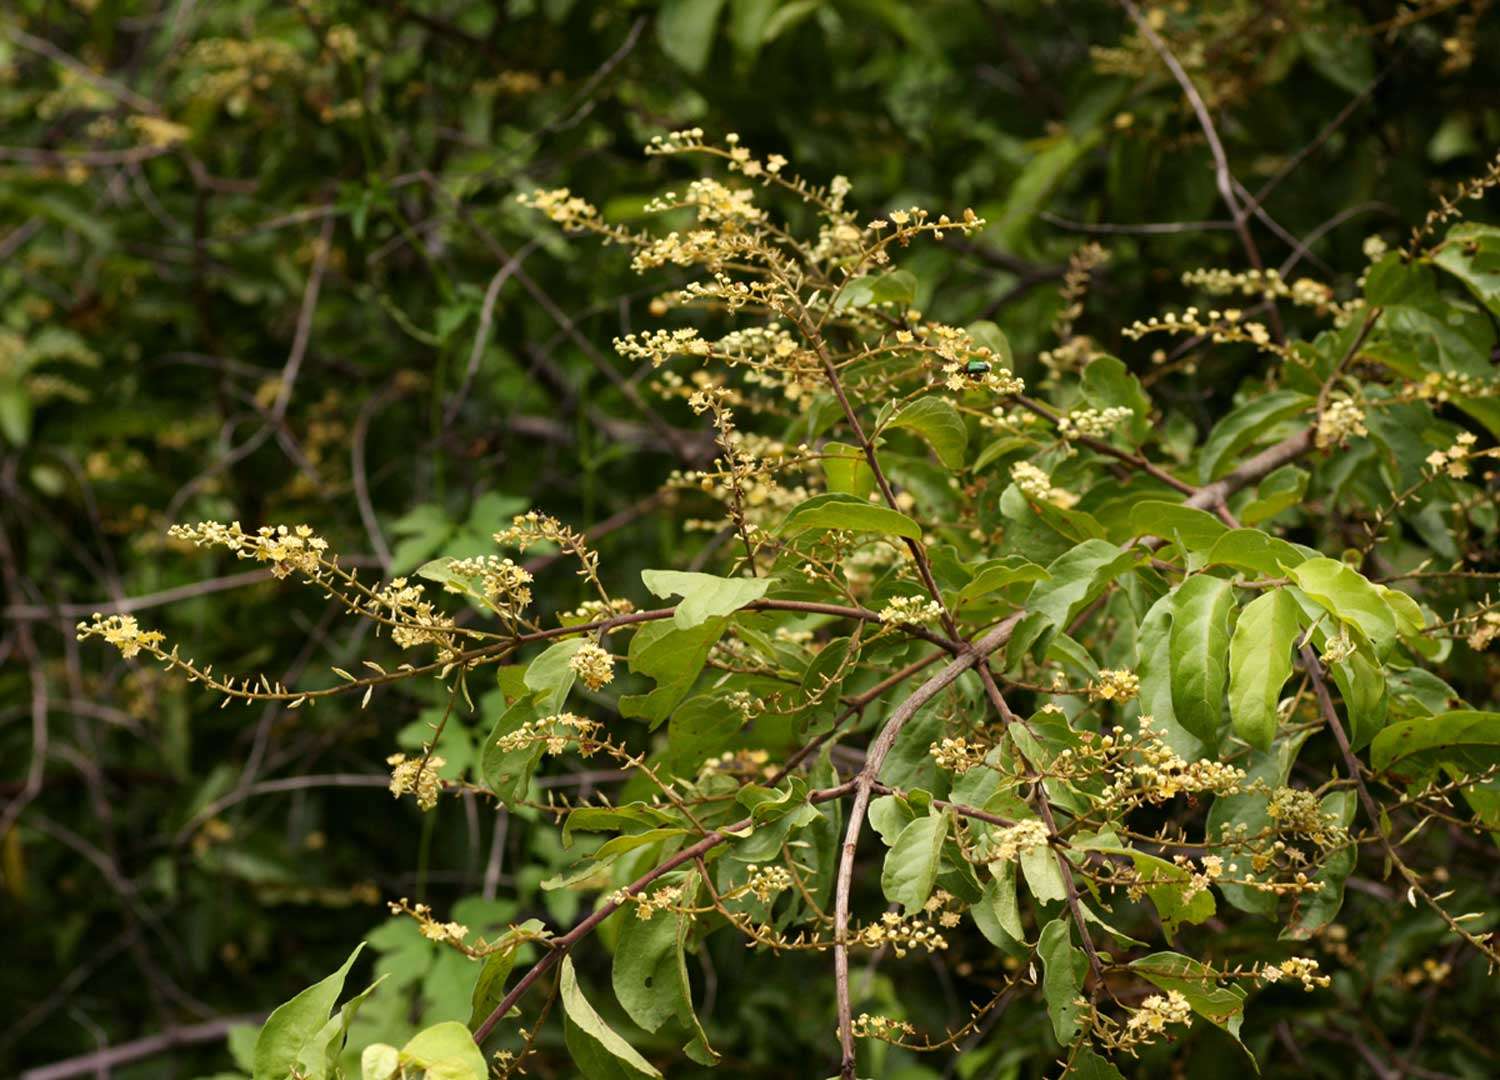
{"left": 4, "top": 2, "right": 1500, "bottom": 1078}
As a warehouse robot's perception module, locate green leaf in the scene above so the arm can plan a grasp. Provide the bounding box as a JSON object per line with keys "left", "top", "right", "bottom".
{"left": 1287, "top": 557, "right": 1397, "bottom": 654}
{"left": 481, "top": 699, "right": 543, "bottom": 805}
{"left": 1228, "top": 588, "right": 1302, "bottom": 750}
{"left": 560, "top": 955, "right": 663, "bottom": 1079}
{"left": 1070, "top": 1047, "right": 1127, "bottom": 1080}
{"left": 614, "top": 904, "right": 688, "bottom": 1033}
{"left": 971, "top": 859, "right": 1025, "bottom": 946}
{"left": 641, "top": 569, "right": 770, "bottom": 628}
{"left": 0, "top": 380, "right": 32, "bottom": 447}
{"left": 1128, "top": 500, "right": 1227, "bottom": 555}
{"left": 1130, "top": 952, "right": 1246, "bottom": 1043}
{"left": 1168, "top": 576, "right": 1235, "bottom": 744}
{"left": 253, "top": 943, "right": 365, "bottom": 1080}
{"left": 397, "top": 1021, "right": 488, "bottom": 1080}
{"left": 1038, "top": 918, "right": 1087, "bottom": 1045}
{"left": 1136, "top": 594, "right": 1209, "bottom": 761}
{"left": 1371, "top": 710, "right": 1500, "bottom": 784}
{"left": 1080, "top": 355, "right": 1151, "bottom": 445}
{"left": 886, "top": 395, "right": 968, "bottom": 470}
{"left": 1085, "top": 845, "right": 1214, "bottom": 938}
{"left": 820, "top": 441, "right": 876, "bottom": 498}
{"left": 1239, "top": 465, "right": 1308, "bottom": 526}
{"left": 300, "top": 974, "right": 385, "bottom": 1080}
{"left": 836, "top": 269, "right": 917, "bottom": 310}
{"left": 657, "top": 0, "right": 727, "bottom": 74}
{"left": 967, "top": 320, "right": 1014, "bottom": 367}
{"left": 880, "top": 810, "right": 949, "bottom": 912}
{"left": 467, "top": 922, "right": 545, "bottom": 1029}
{"left": 1026, "top": 540, "right": 1140, "bottom": 632}
{"left": 618, "top": 618, "right": 727, "bottom": 726}
{"left": 1206, "top": 529, "right": 1309, "bottom": 578}
{"left": 1207, "top": 733, "right": 1309, "bottom": 916}
{"left": 1433, "top": 223, "right": 1500, "bottom": 317}
{"left": 524, "top": 638, "right": 585, "bottom": 712}
{"left": 780, "top": 492, "right": 922, "bottom": 540}
{"left": 1198, "top": 390, "right": 1313, "bottom": 482}
{"left": 957, "top": 556, "right": 1050, "bottom": 604}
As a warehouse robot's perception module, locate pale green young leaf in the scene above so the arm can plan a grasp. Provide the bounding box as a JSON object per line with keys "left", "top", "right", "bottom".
{"left": 1205, "top": 528, "right": 1309, "bottom": 578}
{"left": 524, "top": 638, "right": 585, "bottom": 712}
{"left": 253, "top": 943, "right": 365, "bottom": 1080}
{"left": 1288, "top": 557, "right": 1398, "bottom": 654}
{"left": 820, "top": 441, "right": 876, "bottom": 498}
{"left": 1127, "top": 500, "right": 1226, "bottom": 555}
{"left": 1228, "top": 588, "right": 1302, "bottom": 750}
{"left": 971, "top": 859, "right": 1026, "bottom": 946}
{"left": 641, "top": 569, "right": 770, "bottom": 628}
{"left": 397, "top": 1021, "right": 488, "bottom": 1080}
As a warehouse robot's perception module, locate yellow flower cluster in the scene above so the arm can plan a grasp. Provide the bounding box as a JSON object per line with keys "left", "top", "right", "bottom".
{"left": 851, "top": 1013, "right": 917, "bottom": 1041}
{"left": 370, "top": 578, "right": 456, "bottom": 652}
{"left": 1315, "top": 396, "right": 1368, "bottom": 450}
{"left": 1088, "top": 668, "right": 1141, "bottom": 703}
{"left": 75, "top": 613, "right": 166, "bottom": 659}
{"left": 987, "top": 819, "right": 1052, "bottom": 862}
{"left": 930, "top": 736, "right": 989, "bottom": 775}
{"left": 1257, "top": 956, "right": 1331, "bottom": 990}
{"left": 856, "top": 908, "right": 950, "bottom": 958}
{"left": 743, "top": 864, "right": 793, "bottom": 904}
{"left": 1122, "top": 990, "right": 1192, "bottom": 1045}
{"left": 1424, "top": 430, "right": 1478, "bottom": 478}
{"left": 386, "top": 753, "right": 446, "bottom": 811}
{"left": 878, "top": 594, "right": 946, "bottom": 627}
{"left": 168, "top": 521, "right": 331, "bottom": 580}
{"left": 1010, "top": 461, "right": 1078, "bottom": 508}
{"left": 495, "top": 712, "right": 600, "bottom": 757}
{"left": 569, "top": 642, "right": 615, "bottom": 691}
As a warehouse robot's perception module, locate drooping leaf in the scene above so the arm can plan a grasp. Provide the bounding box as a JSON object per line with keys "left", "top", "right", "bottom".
{"left": 1228, "top": 587, "right": 1302, "bottom": 750}
{"left": 1026, "top": 540, "right": 1140, "bottom": 632}
{"left": 641, "top": 569, "right": 770, "bottom": 628}
{"left": 1371, "top": 710, "right": 1500, "bottom": 784}
{"left": 1038, "top": 918, "right": 1087, "bottom": 1045}
{"left": 657, "top": 0, "right": 727, "bottom": 74}
{"left": 560, "top": 955, "right": 663, "bottom": 1079}
{"left": 1131, "top": 952, "right": 1247, "bottom": 1044}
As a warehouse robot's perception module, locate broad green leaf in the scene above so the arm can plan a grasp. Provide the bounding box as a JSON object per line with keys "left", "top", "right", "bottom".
{"left": 1288, "top": 557, "right": 1397, "bottom": 654}
{"left": 619, "top": 618, "right": 727, "bottom": 726}
{"left": 780, "top": 492, "right": 922, "bottom": 541}
{"left": 398, "top": 1021, "right": 487, "bottom": 1080}
{"left": 881, "top": 811, "right": 949, "bottom": 912}
{"left": 253, "top": 943, "right": 365, "bottom": 1080}
{"left": 1080, "top": 355, "right": 1151, "bottom": 445}
{"left": 481, "top": 699, "right": 543, "bottom": 805}
{"left": 1136, "top": 594, "right": 1209, "bottom": 761}
{"left": 820, "top": 441, "right": 875, "bottom": 498}
{"left": 1131, "top": 952, "right": 1246, "bottom": 1043}
{"left": 641, "top": 569, "right": 770, "bottom": 628}
{"left": 300, "top": 975, "right": 385, "bottom": 1080}
{"left": 1026, "top": 540, "right": 1140, "bottom": 632}
{"left": 966, "top": 320, "right": 1014, "bottom": 366}
{"left": 524, "top": 638, "right": 585, "bottom": 712}
{"left": 1128, "top": 500, "right": 1226, "bottom": 555}
{"left": 1433, "top": 223, "right": 1500, "bottom": 317}
{"left": 1020, "top": 843, "right": 1066, "bottom": 904}
{"left": 1206, "top": 528, "right": 1309, "bottom": 578}
{"left": 886, "top": 395, "right": 968, "bottom": 470}
{"left": 1198, "top": 390, "right": 1313, "bottom": 482}
{"left": 1371, "top": 710, "right": 1500, "bottom": 784}
{"left": 835, "top": 268, "right": 917, "bottom": 309}
{"left": 1168, "top": 576, "right": 1234, "bottom": 744}
{"left": 1070, "top": 1048, "right": 1128, "bottom": 1080}
{"left": 657, "top": 0, "right": 727, "bottom": 74}
{"left": 560, "top": 955, "right": 663, "bottom": 1079}
{"left": 1038, "top": 918, "right": 1087, "bottom": 1045}
{"left": 614, "top": 903, "right": 688, "bottom": 1033}
{"left": 1228, "top": 588, "right": 1302, "bottom": 750}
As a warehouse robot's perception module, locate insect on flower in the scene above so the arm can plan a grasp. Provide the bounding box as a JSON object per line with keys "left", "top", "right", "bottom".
{"left": 964, "top": 358, "right": 992, "bottom": 380}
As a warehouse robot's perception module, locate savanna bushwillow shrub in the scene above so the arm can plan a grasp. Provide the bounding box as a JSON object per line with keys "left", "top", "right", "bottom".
{"left": 80, "top": 133, "right": 1500, "bottom": 1080}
